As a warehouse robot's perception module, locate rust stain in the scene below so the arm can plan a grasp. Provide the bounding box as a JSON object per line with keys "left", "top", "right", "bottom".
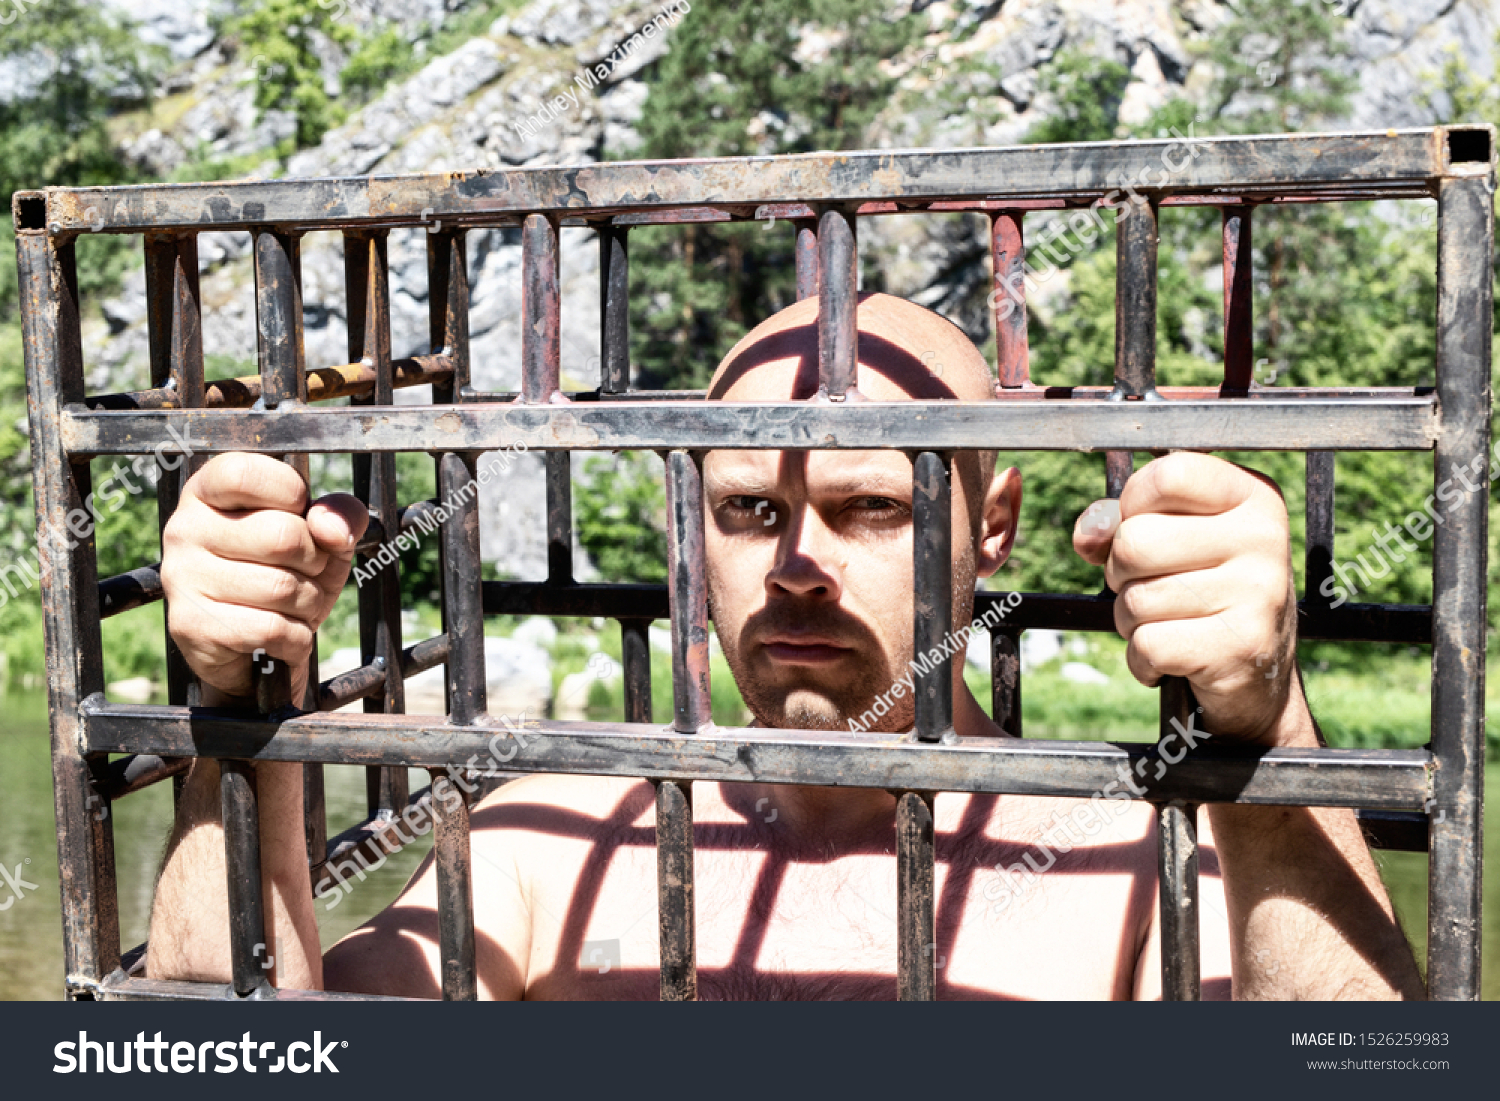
{"left": 435, "top": 411, "right": 462, "bottom": 434}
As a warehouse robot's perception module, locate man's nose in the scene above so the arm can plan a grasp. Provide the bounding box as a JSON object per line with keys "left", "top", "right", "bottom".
{"left": 765, "top": 505, "right": 842, "bottom": 599}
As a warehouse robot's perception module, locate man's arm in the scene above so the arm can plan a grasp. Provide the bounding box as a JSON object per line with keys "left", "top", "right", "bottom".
{"left": 146, "top": 454, "right": 363, "bottom": 990}
{"left": 1078, "top": 453, "right": 1424, "bottom": 1000}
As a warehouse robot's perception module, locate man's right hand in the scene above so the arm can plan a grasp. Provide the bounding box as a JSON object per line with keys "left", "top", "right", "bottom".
{"left": 161, "top": 453, "right": 368, "bottom": 700}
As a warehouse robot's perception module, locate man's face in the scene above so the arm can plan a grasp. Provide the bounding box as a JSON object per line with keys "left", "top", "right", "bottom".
{"left": 704, "top": 444, "right": 981, "bottom": 733}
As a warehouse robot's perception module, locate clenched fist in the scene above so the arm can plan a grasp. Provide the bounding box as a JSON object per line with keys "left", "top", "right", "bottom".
{"left": 160, "top": 453, "right": 368, "bottom": 701}
{"left": 1072, "top": 452, "right": 1303, "bottom": 747}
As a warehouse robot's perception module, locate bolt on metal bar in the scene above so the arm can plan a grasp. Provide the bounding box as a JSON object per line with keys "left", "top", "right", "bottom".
{"left": 1156, "top": 676, "right": 1202, "bottom": 1000}
{"left": 522, "top": 212, "right": 561, "bottom": 403}
{"left": 665, "top": 449, "right": 711, "bottom": 732}
{"left": 346, "top": 229, "right": 407, "bottom": 822}
{"left": 17, "top": 228, "right": 120, "bottom": 992}
{"left": 795, "top": 218, "right": 819, "bottom": 300}
{"left": 913, "top": 451, "right": 955, "bottom": 743}
{"left": 990, "top": 211, "right": 1030, "bottom": 388}
{"left": 1305, "top": 451, "right": 1336, "bottom": 609}
{"left": 1222, "top": 205, "right": 1254, "bottom": 392}
{"left": 219, "top": 760, "right": 270, "bottom": 996}
{"left": 817, "top": 205, "right": 858, "bottom": 397}
{"left": 620, "top": 618, "right": 653, "bottom": 723}
{"left": 655, "top": 778, "right": 697, "bottom": 1000}
{"left": 1426, "top": 174, "right": 1492, "bottom": 1001}
{"left": 896, "top": 790, "right": 937, "bottom": 1000}
{"left": 600, "top": 223, "right": 630, "bottom": 393}
{"left": 1112, "top": 197, "right": 1161, "bottom": 401}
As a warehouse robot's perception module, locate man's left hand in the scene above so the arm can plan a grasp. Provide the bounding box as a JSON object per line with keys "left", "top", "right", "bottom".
{"left": 1072, "top": 452, "right": 1302, "bottom": 747}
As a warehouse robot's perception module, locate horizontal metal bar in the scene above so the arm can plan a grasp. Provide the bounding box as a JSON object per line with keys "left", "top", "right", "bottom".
{"left": 85, "top": 354, "right": 453, "bottom": 411}
{"left": 79, "top": 702, "right": 1433, "bottom": 810}
{"left": 316, "top": 633, "right": 450, "bottom": 712}
{"left": 62, "top": 396, "right": 1440, "bottom": 457}
{"left": 28, "top": 128, "right": 1485, "bottom": 234}
{"left": 481, "top": 583, "right": 1429, "bottom": 645}
{"left": 97, "top": 752, "right": 190, "bottom": 800}
{"left": 81, "top": 971, "right": 415, "bottom": 1002}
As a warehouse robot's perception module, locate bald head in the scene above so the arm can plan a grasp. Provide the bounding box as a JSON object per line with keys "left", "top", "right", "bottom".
{"left": 708, "top": 292, "right": 998, "bottom": 530}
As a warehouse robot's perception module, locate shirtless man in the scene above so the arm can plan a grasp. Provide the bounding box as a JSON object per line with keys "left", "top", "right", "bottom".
{"left": 147, "top": 293, "right": 1424, "bottom": 1000}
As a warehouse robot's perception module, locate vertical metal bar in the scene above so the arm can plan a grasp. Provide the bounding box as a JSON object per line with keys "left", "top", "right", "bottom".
{"left": 620, "top": 617, "right": 653, "bottom": 723}
{"left": 17, "top": 229, "right": 119, "bottom": 993}
{"left": 912, "top": 451, "right": 954, "bottom": 743}
{"left": 1305, "top": 450, "right": 1336, "bottom": 610}
{"left": 1111, "top": 197, "right": 1160, "bottom": 401}
{"left": 1222, "top": 205, "right": 1254, "bottom": 392}
{"left": 220, "top": 760, "right": 270, "bottom": 996}
{"left": 990, "top": 211, "right": 1030, "bottom": 388}
{"left": 428, "top": 228, "right": 469, "bottom": 712}
{"left": 546, "top": 451, "right": 574, "bottom": 584}
{"left": 522, "top": 212, "right": 561, "bottom": 403}
{"left": 432, "top": 449, "right": 483, "bottom": 1000}
{"left": 665, "top": 450, "right": 710, "bottom": 733}
{"left": 817, "top": 206, "right": 857, "bottom": 398}
{"left": 1156, "top": 801, "right": 1201, "bottom": 1001}
{"left": 655, "top": 778, "right": 697, "bottom": 1000}
{"left": 896, "top": 790, "right": 937, "bottom": 1001}
{"left": 250, "top": 227, "right": 307, "bottom": 714}
{"left": 143, "top": 233, "right": 203, "bottom": 713}
{"left": 1105, "top": 450, "right": 1134, "bottom": 501}
{"left": 794, "top": 219, "right": 819, "bottom": 301}
{"left": 346, "top": 230, "right": 406, "bottom": 822}
{"left": 1157, "top": 675, "right": 1201, "bottom": 1000}
{"left": 599, "top": 223, "right": 630, "bottom": 393}
{"left": 1427, "top": 173, "right": 1492, "bottom": 1000}
{"left": 990, "top": 627, "right": 1021, "bottom": 736}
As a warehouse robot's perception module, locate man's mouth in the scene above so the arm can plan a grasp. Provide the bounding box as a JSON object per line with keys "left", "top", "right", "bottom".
{"left": 760, "top": 634, "right": 852, "bottom": 665}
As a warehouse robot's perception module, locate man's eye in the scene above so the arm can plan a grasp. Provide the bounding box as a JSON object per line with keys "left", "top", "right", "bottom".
{"left": 724, "top": 495, "right": 769, "bottom": 514}
{"left": 851, "top": 497, "right": 905, "bottom": 519}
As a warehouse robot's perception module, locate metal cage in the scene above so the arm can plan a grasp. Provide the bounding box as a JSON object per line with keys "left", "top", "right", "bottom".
{"left": 13, "top": 126, "right": 1493, "bottom": 1002}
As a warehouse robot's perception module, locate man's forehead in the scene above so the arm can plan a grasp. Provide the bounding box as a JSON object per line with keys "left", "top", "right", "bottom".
{"left": 704, "top": 450, "right": 913, "bottom": 495}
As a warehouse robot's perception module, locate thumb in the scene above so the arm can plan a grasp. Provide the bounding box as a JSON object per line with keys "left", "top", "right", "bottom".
{"left": 307, "top": 493, "right": 369, "bottom": 560}
{"left": 1072, "top": 498, "right": 1121, "bottom": 566}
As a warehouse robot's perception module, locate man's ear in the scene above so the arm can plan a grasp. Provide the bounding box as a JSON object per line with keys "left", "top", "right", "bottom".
{"left": 975, "top": 466, "right": 1021, "bottom": 579}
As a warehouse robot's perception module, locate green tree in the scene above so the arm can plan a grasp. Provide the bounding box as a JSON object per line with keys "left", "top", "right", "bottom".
{"left": 1024, "top": 48, "right": 1133, "bottom": 144}
{"left": 625, "top": 0, "right": 924, "bottom": 389}
{"left": 228, "top": 0, "right": 355, "bottom": 152}
{"left": 575, "top": 453, "right": 668, "bottom": 583}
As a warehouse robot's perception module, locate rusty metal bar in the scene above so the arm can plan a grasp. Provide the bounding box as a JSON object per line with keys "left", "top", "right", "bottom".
{"left": 1426, "top": 173, "right": 1492, "bottom": 1001}
{"left": 817, "top": 206, "right": 858, "bottom": 398}
{"left": 429, "top": 772, "right": 476, "bottom": 1000}
{"left": 896, "top": 790, "right": 937, "bottom": 1000}
{"left": 1305, "top": 451, "right": 1336, "bottom": 609}
{"left": 64, "top": 395, "right": 1443, "bottom": 456}
{"left": 794, "top": 218, "right": 818, "bottom": 300}
{"left": 1112, "top": 197, "right": 1160, "bottom": 401}
{"left": 428, "top": 229, "right": 470, "bottom": 401}
{"left": 1157, "top": 676, "right": 1201, "bottom": 1000}
{"left": 546, "top": 452, "right": 574, "bottom": 584}
{"left": 990, "top": 628, "right": 1021, "bottom": 737}
{"left": 991, "top": 211, "right": 1030, "bottom": 388}
{"left": 83, "top": 702, "right": 1435, "bottom": 810}
{"left": 16, "top": 230, "right": 119, "bottom": 993}
{"left": 317, "top": 633, "right": 449, "bottom": 712}
{"left": 912, "top": 451, "right": 954, "bottom": 743}
{"left": 665, "top": 450, "right": 710, "bottom": 733}
{"left": 346, "top": 229, "right": 407, "bottom": 820}
{"left": 34, "top": 129, "right": 1485, "bottom": 235}
{"left": 655, "top": 778, "right": 697, "bottom": 1000}
{"left": 600, "top": 223, "right": 630, "bottom": 393}
{"left": 1222, "top": 205, "right": 1253, "bottom": 391}
{"left": 522, "top": 212, "right": 561, "bottom": 403}
{"left": 143, "top": 233, "right": 204, "bottom": 711}
{"left": 1156, "top": 801, "right": 1201, "bottom": 1001}
{"left": 219, "top": 759, "right": 270, "bottom": 996}
{"left": 621, "top": 618, "right": 653, "bottom": 723}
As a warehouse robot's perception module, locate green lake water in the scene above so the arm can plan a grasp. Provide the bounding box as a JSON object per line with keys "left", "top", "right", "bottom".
{"left": 1, "top": 690, "right": 1495, "bottom": 999}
